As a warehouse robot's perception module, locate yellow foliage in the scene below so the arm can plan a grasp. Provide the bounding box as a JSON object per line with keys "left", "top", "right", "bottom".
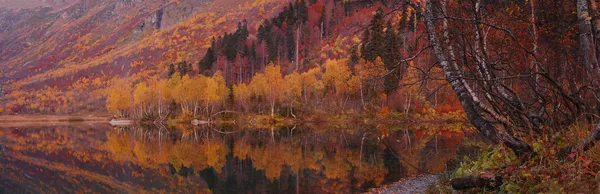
{"left": 347, "top": 75, "right": 362, "bottom": 95}
{"left": 173, "top": 75, "right": 196, "bottom": 109}
{"left": 106, "top": 131, "right": 133, "bottom": 162}
{"left": 323, "top": 59, "right": 351, "bottom": 96}
{"left": 355, "top": 57, "right": 386, "bottom": 83}
{"left": 133, "top": 82, "right": 156, "bottom": 108}
{"left": 130, "top": 60, "right": 143, "bottom": 68}
{"left": 176, "top": 108, "right": 194, "bottom": 122}
{"left": 249, "top": 73, "right": 269, "bottom": 98}
{"left": 264, "top": 63, "right": 284, "bottom": 101}
{"left": 200, "top": 141, "right": 229, "bottom": 173}
{"left": 212, "top": 71, "right": 229, "bottom": 103}
{"left": 283, "top": 71, "right": 302, "bottom": 102}
{"left": 106, "top": 79, "right": 132, "bottom": 117}
{"left": 233, "top": 83, "right": 250, "bottom": 108}
{"left": 301, "top": 67, "right": 324, "bottom": 97}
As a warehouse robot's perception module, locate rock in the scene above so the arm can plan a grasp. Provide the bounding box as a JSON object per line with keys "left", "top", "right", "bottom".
{"left": 368, "top": 175, "right": 440, "bottom": 194}
{"left": 109, "top": 119, "right": 134, "bottom": 126}
{"left": 191, "top": 119, "right": 210, "bottom": 125}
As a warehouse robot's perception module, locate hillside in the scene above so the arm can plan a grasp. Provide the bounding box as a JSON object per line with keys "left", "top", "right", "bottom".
{"left": 0, "top": 0, "right": 78, "bottom": 10}
{"left": 1, "top": 0, "right": 427, "bottom": 114}
{"left": 0, "top": 0, "right": 297, "bottom": 113}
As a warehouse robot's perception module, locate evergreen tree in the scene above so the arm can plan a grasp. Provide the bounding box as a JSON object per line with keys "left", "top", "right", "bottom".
{"left": 286, "top": 25, "right": 296, "bottom": 61}
{"left": 273, "top": 11, "right": 284, "bottom": 28}
{"left": 168, "top": 63, "right": 175, "bottom": 77}
{"left": 267, "top": 33, "right": 279, "bottom": 63}
{"left": 258, "top": 19, "right": 272, "bottom": 44}
{"left": 243, "top": 44, "right": 250, "bottom": 57}
{"left": 241, "top": 20, "right": 249, "bottom": 39}
{"left": 362, "top": 8, "right": 386, "bottom": 61}
{"left": 228, "top": 86, "right": 235, "bottom": 109}
{"left": 250, "top": 41, "right": 258, "bottom": 73}
{"left": 296, "top": 0, "right": 308, "bottom": 22}
{"left": 350, "top": 46, "right": 360, "bottom": 65}
{"left": 329, "top": 7, "right": 337, "bottom": 29}
{"left": 176, "top": 62, "right": 183, "bottom": 75}
{"left": 288, "top": 2, "right": 296, "bottom": 25}
{"left": 383, "top": 20, "right": 400, "bottom": 95}
{"left": 361, "top": 28, "right": 373, "bottom": 60}
{"left": 319, "top": 7, "right": 327, "bottom": 38}
{"left": 250, "top": 41, "right": 257, "bottom": 60}
{"left": 224, "top": 33, "right": 238, "bottom": 61}
{"left": 407, "top": 9, "right": 416, "bottom": 32}
{"left": 370, "top": 8, "right": 386, "bottom": 60}
{"left": 177, "top": 61, "right": 189, "bottom": 75}
{"left": 257, "top": 24, "right": 265, "bottom": 43}
{"left": 199, "top": 47, "right": 215, "bottom": 74}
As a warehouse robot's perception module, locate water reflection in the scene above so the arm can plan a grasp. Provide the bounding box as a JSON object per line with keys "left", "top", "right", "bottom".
{"left": 0, "top": 122, "right": 477, "bottom": 193}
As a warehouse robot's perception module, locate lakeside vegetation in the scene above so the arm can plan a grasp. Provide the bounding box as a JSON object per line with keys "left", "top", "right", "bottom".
{"left": 106, "top": 59, "right": 466, "bottom": 124}
{"left": 425, "top": 123, "right": 600, "bottom": 193}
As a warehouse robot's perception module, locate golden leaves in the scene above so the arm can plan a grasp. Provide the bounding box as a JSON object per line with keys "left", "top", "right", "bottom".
{"left": 323, "top": 59, "right": 351, "bottom": 97}
{"left": 106, "top": 78, "right": 132, "bottom": 117}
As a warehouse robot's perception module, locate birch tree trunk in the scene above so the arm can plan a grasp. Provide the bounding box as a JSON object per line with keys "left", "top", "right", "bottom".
{"left": 424, "top": 0, "right": 533, "bottom": 158}
{"left": 563, "top": 0, "right": 600, "bottom": 156}
{"left": 271, "top": 100, "right": 275, "bottom": 117}
{"left": 577, "top": 0, "right": 599, "bottom": 72}
{"left": 589, "top": 0, "right": 600, "bottom": 74}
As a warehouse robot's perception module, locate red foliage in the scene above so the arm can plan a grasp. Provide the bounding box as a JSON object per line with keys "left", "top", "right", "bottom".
{"left": 435, "top": 105, "right": 459, "bottom": 114}
{"left": 307, "top": 2, "right": 324, "bottom": 25}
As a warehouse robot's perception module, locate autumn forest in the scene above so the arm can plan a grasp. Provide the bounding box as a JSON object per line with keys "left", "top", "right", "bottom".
{"left": 1, "top": 0, "right": 600, "bottom": 193}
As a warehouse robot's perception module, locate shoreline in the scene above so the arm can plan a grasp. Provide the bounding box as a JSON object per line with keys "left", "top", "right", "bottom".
{"left": 366, "top": 174, "right": 440, "bottom": 194}
{"left": 0, "top": 114, "right": 111, "bottom": 123}
{"left": 0, "top": 114, "right": 469, "bottom": 126}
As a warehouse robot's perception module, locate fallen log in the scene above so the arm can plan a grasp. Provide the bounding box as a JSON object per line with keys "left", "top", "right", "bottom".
{"left": 450, "top": 174, "right": 503, "bottom": 190}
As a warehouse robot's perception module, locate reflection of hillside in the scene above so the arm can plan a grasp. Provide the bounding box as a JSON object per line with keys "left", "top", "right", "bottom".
{"left": 0, "top": 122, "right": 476, "bottom": 193}
{"left": 0, "top": 125, "right": 208, "bottom": 193}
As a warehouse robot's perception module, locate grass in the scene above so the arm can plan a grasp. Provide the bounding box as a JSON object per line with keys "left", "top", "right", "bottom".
{"left": 427, "top": 122, "right": 600, "bottom": 193}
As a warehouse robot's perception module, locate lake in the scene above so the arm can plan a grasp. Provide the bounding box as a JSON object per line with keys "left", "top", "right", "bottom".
{"left": 0, "top": 122, "right": 478, "bottom": 193}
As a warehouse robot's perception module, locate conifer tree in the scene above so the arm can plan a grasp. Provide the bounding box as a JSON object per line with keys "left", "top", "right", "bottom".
{"left": 319, "top": 7, "right": 327, "bottom": 38}
{"left": 370, "top": 8, "right": 386, "bottom": 60}
{"left": 168, "top": 63, "right": 175, "bottom": 78}
{"left": 383, "top": 20, "right": 400, "bottom": 95}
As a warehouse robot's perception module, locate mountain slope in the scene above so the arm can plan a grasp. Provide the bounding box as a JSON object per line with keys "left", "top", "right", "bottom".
{"left": 0, "top": 0, "right": 79, "bottom": 10}
{"left": 0, "top": 0, "right": 290, "bottom": 113}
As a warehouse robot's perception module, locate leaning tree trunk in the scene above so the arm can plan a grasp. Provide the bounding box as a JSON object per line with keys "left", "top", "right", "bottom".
{"left": 424, "top": 0, "right": 534, "bottom": 158}
{"left": 589, "top": 0, "right": 600, "bottom": 74}
{"left": 562, "top": 0, "right": 600, "bottom": 157}
{"left": 561, "top": 122, "right": 600, "bottom": 157}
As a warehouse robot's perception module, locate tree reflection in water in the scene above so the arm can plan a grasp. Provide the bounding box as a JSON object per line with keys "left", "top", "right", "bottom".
{"left": 0, "top": 122, "right": 478, "bottom": 193}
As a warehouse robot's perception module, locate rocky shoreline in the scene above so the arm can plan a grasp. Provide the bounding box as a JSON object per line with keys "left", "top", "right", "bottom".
{"left": 366, "top": 175, "right": 440, "bottom": 194}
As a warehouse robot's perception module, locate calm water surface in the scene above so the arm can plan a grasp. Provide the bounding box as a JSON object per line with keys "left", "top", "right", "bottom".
{"left": 0, "top": 122, "right": 477, "bottom": 193}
